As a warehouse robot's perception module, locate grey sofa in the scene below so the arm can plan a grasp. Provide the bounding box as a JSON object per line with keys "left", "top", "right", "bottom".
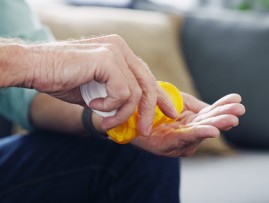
{"left": 181, "top": 9, "right": 269, "bottom": 150}
{"left": 181, "top": 9, "right": 269, "bottom": 203}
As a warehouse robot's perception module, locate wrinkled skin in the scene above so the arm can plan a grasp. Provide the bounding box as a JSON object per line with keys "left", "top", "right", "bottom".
{"left": 2, "top": 35, "right": 178, "bottom": 136}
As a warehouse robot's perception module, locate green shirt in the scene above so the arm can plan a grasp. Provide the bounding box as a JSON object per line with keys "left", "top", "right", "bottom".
{"left": 0, "top": 0, "right": 53, "bottom": 129}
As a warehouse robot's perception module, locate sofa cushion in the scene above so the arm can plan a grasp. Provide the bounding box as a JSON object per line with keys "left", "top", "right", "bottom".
{"left": 181, "top": 10, "right": 269, "bottom": 149}
{"left": 34, "top": 5, "right": 198, "bottom": 95}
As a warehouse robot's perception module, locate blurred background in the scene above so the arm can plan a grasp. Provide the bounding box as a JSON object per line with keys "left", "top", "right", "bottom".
{"left": 28, "top": 0, "right": 269, "bottom": 12}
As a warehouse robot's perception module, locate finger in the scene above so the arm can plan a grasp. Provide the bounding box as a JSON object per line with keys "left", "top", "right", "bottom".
{"left": 101, "top": 98, "right": 138, "bottom": 131}
{"left": 181, "top": 92, "right": 208, "bottom": 113}
{"left": 192, "top": 103, "right": 245, "bottom": 123}
{"left": 136, "top": 79, "right": 157, "bottom": 136}
{"left": 157, "top": 83, "right": 179, "bottom": 119}
{"left": 176, "top": 125, "right": 220, "bottom": 141}
{"left": 91, "top": 44, "right": 142, "bottom": 111}
{"left": 93, "top": 35, "right": 158, "bottom": 136}
{"left": 154, "top": 124, "right": 220, "bottom": 146}
{"left": 117, "top": 45, "right": 159, "bottom": 136}
{"left": 71, "top": 36, "right": 154, "bottom": 135}
{"left": 125, "top": 56, "right": 158, "bottom": 136}
{"left": 91, "top": 72, "right": 141, "bottom": 131}
{"left": 72, "top": 35, "right": 166, "bottom": 136}
{"left": 223, "top": 127, "right": 233, "bottom": 131}
{"left": 199, "top": 93, "right": 242, "bottom": 114}
{"left": 131, "top": 124, "right": 219, "bottom": 157}
{"left": 103, "top": 45, "right": 144, "bottom": 133}
{"left": 88, "top": 77, "right": 130, "bottom": 112}
{"left": 167, "top": 125, "right": 220, "bottom": 157}
{"left": 187, "top": 114, "right": 239, "bottom": 131}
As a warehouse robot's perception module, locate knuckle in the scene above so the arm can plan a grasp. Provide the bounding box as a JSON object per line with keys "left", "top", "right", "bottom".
{"left": 109, "top": 34, "right": 127, "bottom": 50}
{"left": 110, "top": 34, "right": 124, "bottom": 44}
{"left": 106, "top": 43, "right": 116, "bottom": 51}
{"left": 115, "top": 113, "right": 125, "bottom": 124}
{"left": 103, "top": 99, "right": 119, "bottom": 111}
{"left": 106, "top": 44, "right": 122, "bottom": 57}
{"left": 118, "top": 88, "right": 131, "bottom": 101}
{"left": 133, "top": 87, "right": 142, "bottom": 101}
{"left": 101, "top": 47, "right": 115, "bottom": 61}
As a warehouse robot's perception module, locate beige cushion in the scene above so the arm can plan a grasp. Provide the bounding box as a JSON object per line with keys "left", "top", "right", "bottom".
{"left": 34, "top": 5, "right": 198, "bottom": 95}
{"left": 33, "top": 5, "right": 233, "bottom": 155}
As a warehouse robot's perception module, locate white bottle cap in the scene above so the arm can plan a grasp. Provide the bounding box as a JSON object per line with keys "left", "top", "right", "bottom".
{"left": 80, "top": 81, "right": 117, "bottom": 117}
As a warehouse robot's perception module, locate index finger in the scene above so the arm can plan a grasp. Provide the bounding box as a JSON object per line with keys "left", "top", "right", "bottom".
{"left": 83, "top": 35, "right": 158, "bottom": 136}
{"left": 199, "top": 93, "right": 242, "bottom": 114}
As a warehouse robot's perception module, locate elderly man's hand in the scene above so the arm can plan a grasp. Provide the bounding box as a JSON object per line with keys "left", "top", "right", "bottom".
{"left": 131, "top": 93, "right": 245, "bottom": 157}
{"left": 3, "top": 35, "right": 178, "bottom": 135}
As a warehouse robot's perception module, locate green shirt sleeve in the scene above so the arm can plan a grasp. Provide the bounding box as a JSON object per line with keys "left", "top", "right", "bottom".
{"left": 0, "top": 0, "right": 54, "bottom": 129}
{"left": 0, "top": 88, "right": 38, "bottom": 130}
{"left": 0, "top": 0, "right": 54, "bottom": 41}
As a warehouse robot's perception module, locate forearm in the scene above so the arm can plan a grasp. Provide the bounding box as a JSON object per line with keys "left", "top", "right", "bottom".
{"left": 30, "top": 93, "right": 104, "bottom": 135}
{"left": 30, "top": 93, "right": 84, "bottom": 134}
{"left": 0, "top": 88, "right": 38, "bottom": 129}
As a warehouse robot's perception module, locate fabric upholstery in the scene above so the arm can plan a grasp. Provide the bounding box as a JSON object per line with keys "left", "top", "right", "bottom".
{"left": 181, "top": 10, "right": 269, "bottom": 149}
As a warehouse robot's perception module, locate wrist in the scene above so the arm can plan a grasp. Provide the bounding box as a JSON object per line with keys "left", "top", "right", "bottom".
{"left": 91, "top": 112, "right": 105, "bottom": 133}
{"left": 30, "top": 93, "right": 87, "bottom": 134}
{"left": 5, "top": 43, "right": 56, "bottom": 91}
{"left": 82, "top": 108, "right": 108, "bottom": 139}
{"left": 0, "top": 43, "right": 32, "bottom": 87}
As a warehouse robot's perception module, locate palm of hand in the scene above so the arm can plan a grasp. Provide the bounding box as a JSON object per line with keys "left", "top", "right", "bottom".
{"left": 132, "top": 93, "right": 245, "bottom": 157}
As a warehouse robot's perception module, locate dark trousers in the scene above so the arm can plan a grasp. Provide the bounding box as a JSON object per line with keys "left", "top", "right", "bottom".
{"left": 0, "top": 131, "right": 180, "bottom": 203}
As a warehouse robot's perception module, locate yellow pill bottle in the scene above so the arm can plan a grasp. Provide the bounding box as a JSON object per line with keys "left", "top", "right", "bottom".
{"left": 81, "top": 81, "right": 184, "bottom": 144}
{"left": 107, "top": 81, "right": 184, "bottom": 144}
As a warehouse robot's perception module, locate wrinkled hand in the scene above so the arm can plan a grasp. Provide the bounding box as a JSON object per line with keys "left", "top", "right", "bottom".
{"left": 131, "top": 93, "right": 245, "bottom": 157}
{"left": 25, "top": 35, "right": 177, "bottom": 135}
